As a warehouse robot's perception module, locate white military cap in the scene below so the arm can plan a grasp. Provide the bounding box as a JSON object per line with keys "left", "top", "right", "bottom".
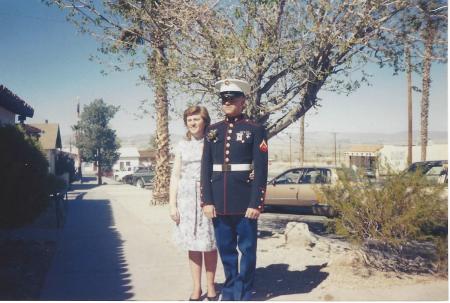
{"left": 215, "top": 79, "right": 251, "bottom": 96}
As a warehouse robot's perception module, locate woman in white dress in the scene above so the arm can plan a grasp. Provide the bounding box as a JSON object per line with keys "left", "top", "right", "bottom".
{"left": 169, "top": 105, "right": 218, "bottom": 301}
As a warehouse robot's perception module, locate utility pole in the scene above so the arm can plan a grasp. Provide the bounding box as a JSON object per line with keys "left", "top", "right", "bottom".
{"left": 338, "top": 143, "right": 341, "bottom": 166}
{"left": 76, "top": 97, "right": 83, "bottom": 182}
{"left": 299, "top": 115, "right": 305, "bottom": 166}
{"left": 406, "top": 44, "right": 413, "bottom": 165}
{"left": 333, "top": 132, "right": 337, "bottom": 166}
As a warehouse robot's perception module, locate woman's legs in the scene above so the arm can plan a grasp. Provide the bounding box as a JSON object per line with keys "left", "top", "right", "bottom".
{"left": 204, "top": 250, "right": 218, "bottom": 297}
{"left": 188, "top": 251, "right": 203, "bottom": 299}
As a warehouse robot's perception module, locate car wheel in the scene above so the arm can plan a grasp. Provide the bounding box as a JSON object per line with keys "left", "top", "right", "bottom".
{"left": 312, "top": 204, "right": 336, "bottom": 218}
{"left": 136, "top": 178, "right": 145, "bottom": 188}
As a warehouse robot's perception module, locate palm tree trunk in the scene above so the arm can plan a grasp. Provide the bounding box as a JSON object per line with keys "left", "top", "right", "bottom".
{"left": 151, "top": 43, "right": 171, "bottom": 205}
{"left": 420, "top": 19, "right": 436, "bottom": 161}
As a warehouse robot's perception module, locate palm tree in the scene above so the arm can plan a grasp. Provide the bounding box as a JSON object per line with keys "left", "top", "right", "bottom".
{"left": 419, "top": 14, "right": 437, "bottom": 161}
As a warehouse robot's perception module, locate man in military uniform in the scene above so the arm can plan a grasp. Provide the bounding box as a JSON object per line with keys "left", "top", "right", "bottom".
{"left": 201, "top": 79, "right": 268, "bottom": 301}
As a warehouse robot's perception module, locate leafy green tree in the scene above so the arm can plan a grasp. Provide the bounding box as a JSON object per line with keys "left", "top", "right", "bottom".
{"left": 73, "top": 99, "right": 120, "bottom": 185}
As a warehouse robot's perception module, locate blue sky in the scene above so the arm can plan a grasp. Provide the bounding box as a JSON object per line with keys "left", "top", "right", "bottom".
{"left": 0, "top": 0, "right": 447, "bottom": 140}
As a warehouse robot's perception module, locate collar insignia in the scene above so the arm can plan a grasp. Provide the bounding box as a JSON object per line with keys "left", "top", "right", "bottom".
{"left": 207, "top": 129, "right": 218, "bottom": 142}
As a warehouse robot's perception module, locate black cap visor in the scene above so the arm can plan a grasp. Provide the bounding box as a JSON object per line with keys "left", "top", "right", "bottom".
{"left": 220, "top": 91, "right": 245, "bottom": 103}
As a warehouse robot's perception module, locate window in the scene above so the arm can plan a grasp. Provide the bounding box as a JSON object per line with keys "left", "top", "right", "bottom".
{"left": 274, "top": 170, "right": 301, "bottom": 184}
{"left": 299, "top": 168, "right": 331, "bottom": 184}
{"left": 126, "top": 161, "right": 131, "bottom": 166}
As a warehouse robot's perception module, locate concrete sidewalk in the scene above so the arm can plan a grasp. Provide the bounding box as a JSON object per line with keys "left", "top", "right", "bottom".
{"left": 40, "top": 178, "right": 224, "bottom": 300}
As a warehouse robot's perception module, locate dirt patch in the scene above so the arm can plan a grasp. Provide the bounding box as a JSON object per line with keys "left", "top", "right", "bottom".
{"left": 255, "top": 222, "right": 448, "bottom": 300}
{"left": 0, "top": 239, "right": 56, "bottom": 300}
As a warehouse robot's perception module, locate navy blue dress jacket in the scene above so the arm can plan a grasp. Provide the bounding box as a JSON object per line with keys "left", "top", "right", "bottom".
{"left": 200, "top": 114, "right": 269, "bottom": 215}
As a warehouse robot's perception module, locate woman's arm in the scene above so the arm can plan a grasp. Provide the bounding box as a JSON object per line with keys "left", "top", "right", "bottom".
{"left": 169, "top": 147, "right": 182, "bottom": 223}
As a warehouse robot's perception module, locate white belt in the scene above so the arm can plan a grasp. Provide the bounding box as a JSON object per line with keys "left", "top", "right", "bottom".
{"left": 213, "top": 164, "right": 253, "bottom": 172}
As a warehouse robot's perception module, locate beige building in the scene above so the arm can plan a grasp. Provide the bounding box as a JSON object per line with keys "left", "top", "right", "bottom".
{"left": 29, "top": 122, "right": 63, "bottom": 174}
{"left": 344, "top": 145, "right": 383, "bottom": 171}
{"left": 344, "top": 144, "right": 448, "bottom": 174}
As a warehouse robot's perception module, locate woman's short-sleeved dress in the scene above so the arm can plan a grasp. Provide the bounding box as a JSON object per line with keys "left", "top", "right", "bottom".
{"left": 172, "top": 138, "right": 216, "bottom": 252}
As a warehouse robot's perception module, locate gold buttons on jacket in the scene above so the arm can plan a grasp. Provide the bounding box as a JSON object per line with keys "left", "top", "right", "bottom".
{"left": 228, "top": 129, "right": 232, "bottom": 134}
{"left": 225, "top": 150, "right": 230, "bottom": 155}
{"left": 225, "top": 158, "right": 230, "bottom": 163}
{"left": 227, "top": 136, "right": 231, "bottom": 140}
{"left": 226, "top": 143, "right": 230, "bottom": 147}
{"left": 229, "top": 123, "right": 234, "bottom": 128}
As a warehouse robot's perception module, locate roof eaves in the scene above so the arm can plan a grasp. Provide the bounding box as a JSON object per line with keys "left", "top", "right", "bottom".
{"left": 0, "top": 85, "right": 34, "bottom": 117}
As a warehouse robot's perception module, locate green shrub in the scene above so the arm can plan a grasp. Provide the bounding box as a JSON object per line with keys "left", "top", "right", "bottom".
{"left": 0, "top": 125, "right": 51, "bottom": 228}
{"left": 55, "top": 152, "right": 76, "bottom": 182}
{"left": 46, "top": 173, "right": 67, "bottom": 195}
{"left": 317, "top": 165, "right": 447, "bottom": 272}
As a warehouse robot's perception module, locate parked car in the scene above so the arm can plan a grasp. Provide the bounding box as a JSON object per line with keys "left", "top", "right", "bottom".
{"left": 131, "top": 166, "right": 155, "bottom": 188}
{"left": 405, "top": 160, "right": 448, "bottom": 184}
{"left": 122, "top": 174, "right": 134, "bottom": 185}
{"left": 265, "top": 166, "right": 340, "bottom": 216}
{"left": 114, "top": 168, "right": 133, "bottom": 182}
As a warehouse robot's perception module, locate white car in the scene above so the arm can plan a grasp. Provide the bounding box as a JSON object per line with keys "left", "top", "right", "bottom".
{"left": 114, "top": 168, "right": 134, "bottom": 182}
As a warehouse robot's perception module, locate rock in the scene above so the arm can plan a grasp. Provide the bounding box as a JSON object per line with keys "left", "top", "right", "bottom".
{"left": 284, "top": 222, "right": 318, "bottom": 247}
{"left": 329, "top": 250, "right": 363, "bottom": 267}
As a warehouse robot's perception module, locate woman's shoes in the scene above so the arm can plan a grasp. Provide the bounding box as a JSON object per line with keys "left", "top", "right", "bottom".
{"left": 189, "top": 289, "right": 203, "bottom": 301}
{"left": 189, "top": 297, "right": 202, "bottom": 301}
{"left": 206, "top": 294, "right": 219, "bottom": 301}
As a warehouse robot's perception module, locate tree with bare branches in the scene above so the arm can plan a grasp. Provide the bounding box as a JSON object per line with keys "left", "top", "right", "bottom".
{"left": 45, "top": 0, "right": 446, "bottom": 203}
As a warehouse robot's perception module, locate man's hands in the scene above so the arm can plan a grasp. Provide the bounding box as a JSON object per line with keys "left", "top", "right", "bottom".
{"left": 203, "top": 205, "right": 260, "bottom": 219}
{"left": 203, "top": 204, "right": 216, "bottom": 219}
{"left": 245, "top": 208, "right": 260, "bottom": 219}
{"left": 170, "top": 206, "right": 180, "bottom": 225}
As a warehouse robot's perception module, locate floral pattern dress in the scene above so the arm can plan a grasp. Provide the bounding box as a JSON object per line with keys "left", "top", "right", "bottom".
{"left": 172, "top": 138, "right": 216, "bottom": 252}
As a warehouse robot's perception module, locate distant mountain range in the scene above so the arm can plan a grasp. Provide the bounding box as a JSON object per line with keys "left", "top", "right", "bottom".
{"left": 62, "top": 130, "right": 447, "bottom": 150}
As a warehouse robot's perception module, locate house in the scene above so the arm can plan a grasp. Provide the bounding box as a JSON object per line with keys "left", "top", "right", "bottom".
{"left": 0, "top": 85, "right": 34, "bottom": 125}
{"left": 379, "top": 144, "right": 448, "bottom": 172}
{"left": 344, "top": 143, "right": 448, "bottom": 174}
{"left": 138, "top": 148, "right": 157, "bottom": 167}
{"left": 112, "top": 147, "right": 141, "bottom": 172}
{"left": 344, "top": 145, "right": 383, "bottom": 171}
{"left": 29, "top": 121, "right": 63, "bottom": 174}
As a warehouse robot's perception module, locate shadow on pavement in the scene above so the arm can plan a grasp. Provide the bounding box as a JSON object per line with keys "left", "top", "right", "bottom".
{"left": 70, "top": 181, "right": 100, "bottom": 191}
{"left": 253, "top": 263, "right": 329, "bottom": 300}
{"left": 40, "top": 198, "right": 133, "bottom": 300}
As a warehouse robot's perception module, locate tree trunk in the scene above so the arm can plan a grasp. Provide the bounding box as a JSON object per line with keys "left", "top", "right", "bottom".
{"left": 97, "top": 149, "right": 103, "bottom": 185}
{"left": 420, "top": 20, "right": 436, "bottom": 161}
{"left": 406, "top": 45, "right": 413, "bottom": 166}
{"left": 151, "top": 43, "right": 171, "bottom": 205}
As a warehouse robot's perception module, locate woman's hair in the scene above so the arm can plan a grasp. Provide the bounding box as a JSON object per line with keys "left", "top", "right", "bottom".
{"left": 183, "top": 105, "right": 211, "bottom": 140}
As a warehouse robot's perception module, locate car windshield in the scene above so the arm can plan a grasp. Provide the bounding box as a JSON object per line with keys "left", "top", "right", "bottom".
{"left": 406, "top": 161, "right": 446, "bottom": 175}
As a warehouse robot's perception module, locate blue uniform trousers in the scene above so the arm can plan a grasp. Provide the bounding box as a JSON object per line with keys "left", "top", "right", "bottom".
{"left": 213, "top": 215, "right": 257, "bottom": 301}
